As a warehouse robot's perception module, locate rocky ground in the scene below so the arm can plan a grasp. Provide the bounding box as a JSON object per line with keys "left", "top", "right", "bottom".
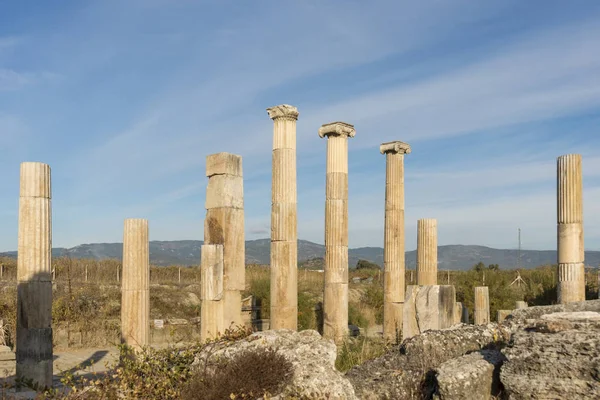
{"left": 2, "top": 300, "right": 599, "bottom": 399}
{"left": 346, "top": 299, "right": 600, "bottom": 399}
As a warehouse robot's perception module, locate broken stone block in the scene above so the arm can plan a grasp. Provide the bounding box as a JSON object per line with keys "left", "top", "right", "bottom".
{"left": 403, "top": 285, "right": 456, "bottom": 341}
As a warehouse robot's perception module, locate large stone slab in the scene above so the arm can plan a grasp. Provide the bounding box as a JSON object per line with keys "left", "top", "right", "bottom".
{"left": 403, "top": 285, "right": 456, "bottom": 341}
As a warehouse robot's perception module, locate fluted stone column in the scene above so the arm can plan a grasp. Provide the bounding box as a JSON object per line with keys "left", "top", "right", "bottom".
{"left": 474, "top": 286, "right": 490, "bottom": 325}
{"left": 204, "top": 153, "right": 245, "bottom": 329}
{"left": 16, "top": 162, "right": 52, "bottom": 389}
{"left": 380, "top": 141, "right": 411, "bottom": 342}
{"left": 417, "top": 218, "right": 437, "bottom": 285}
{"left": 267, "top": 105, "right": 299, "bottom": 330}
{"left": 319, "top": 121, "right": 355, "bottom": 343}
{"left": 557, "top": 154, "right": 585, "bottom": 303}
{"left": 200, "top": 244, "right": 224, "bottom": 341}
{"left": 121, "top": 219, "right": 150, "bottom": 351}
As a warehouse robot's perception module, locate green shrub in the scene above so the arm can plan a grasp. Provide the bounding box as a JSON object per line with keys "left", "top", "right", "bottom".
{"left": 361, "top": 284, "right": 384, "bottom": 324}
{"left": 348, "top": 303, "right": 368, "bottom": 328}
{"left": 245, "top": 277, "right": 270, "bottom": 319}
{"left": 297, "top": 291, "right": 317, "bottom": 331}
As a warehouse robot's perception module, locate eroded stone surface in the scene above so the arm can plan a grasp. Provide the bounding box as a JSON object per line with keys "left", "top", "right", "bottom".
{"left": 501, "top": 310, "right": 600, "bottom": 399}
{"left": 433, "top": 350, "right": 506, "bottom": 400}
{"left": 347, "top": 324, "right": 510, "bottom": 400}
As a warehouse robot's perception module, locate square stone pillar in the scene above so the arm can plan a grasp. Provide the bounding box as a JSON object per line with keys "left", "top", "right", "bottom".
{"left": 557, "top": 154, "right": 585, "bottom": 303}
{"left": 204, "top": 153, "right": 245, "bottom": 329}
{"left": 267, "top": 105, "right": 299, "bottom": 330}
{"left": 319, "top": 121, "right": 355, "bottom": 344}
{"left": 121, "top": 218, "right": 150, "bottom": 351}
{"left": 16, "top": 162, "right": 53, "bottom": 389}
{"left": 380, "top": 141, "right": 411, "bottom": 343}
{"left": 200, "top": 244, "right": 224, "bottom": 341}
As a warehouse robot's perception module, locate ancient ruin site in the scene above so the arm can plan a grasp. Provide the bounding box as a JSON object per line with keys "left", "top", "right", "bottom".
{"left": 1, "top": 2, "right": 600, "bottom": 399}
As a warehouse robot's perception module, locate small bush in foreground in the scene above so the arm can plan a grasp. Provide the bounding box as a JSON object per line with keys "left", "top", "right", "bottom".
{"left": 182, "top": 347, "right": 294, "bottom": 400}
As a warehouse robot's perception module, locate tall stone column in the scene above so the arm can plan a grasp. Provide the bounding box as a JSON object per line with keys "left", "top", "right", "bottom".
{"left": 557, "top": 154, "right": 585, "bottom": 303}
{"left": 417, "top": 218, "right": 437, "bottom": 285}
{"left": 319, "top": 121, "right": 355, "bottom": 343}
{"left": 267, "top": 104, "right": 299, "bottom": 330}
{"left": 474, "top": 286, "right": 490, "bottom": 325}
{"left": 16, "top": 162, "right": 53, "bottom": 389}
{"left": 380, "top": 141, "right": 411, "bottom": 342}
{"left": 200, "top": 244, "right": 224, "bottom": 341}
{"left": 121, "top": 219, "right": 150, "bottom": 351}
{"left": 204, "top": 153, "right": 245, "bottom": 329}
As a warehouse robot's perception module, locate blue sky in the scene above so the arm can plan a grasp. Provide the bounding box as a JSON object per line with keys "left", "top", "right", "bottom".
{"left": 1, "top": 0, "right": 600, "bottom": 252}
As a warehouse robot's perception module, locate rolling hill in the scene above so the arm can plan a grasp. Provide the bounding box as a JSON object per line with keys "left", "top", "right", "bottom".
{"left": 2, "top": 239, "right": 599, "bottom": 270}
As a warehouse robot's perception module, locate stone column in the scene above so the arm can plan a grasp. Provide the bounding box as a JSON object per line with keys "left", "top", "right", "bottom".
{"left": 267, "top": 105, "right": 299, "bottom": 330}
{"left": 200, "top": 244, "right": 224, "bottom": 341}
{"left": 16, "top": 162, "right": 52, "bottom": 389}
{"left": 204, "top": 153, "right": 245, "bottom": 329}
{"left": 515, "top": 301, "right": 528, "bottom": 309}
{"left": 557, "top": 154, "right": 585, "bottom": 303}
{"left": 319, "top": 121, "right": 355, "bottom": 343}
{"left": 417, "top": 218, "right": 437, "bottom": 285}
{"left": 380, "top": 141, "right": 411, "bottom": 342}
{"left": 121, "top": 219, "right": 150, "bottom": 351}
{"left": 474, "top": 286, "right": 490, "bottom": 325}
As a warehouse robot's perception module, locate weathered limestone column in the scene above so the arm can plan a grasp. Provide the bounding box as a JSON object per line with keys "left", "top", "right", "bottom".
{"left": 515, "top": 301, "right": 528, "bottom": 309}
{"left": 267, "top": 105, "right": 299, "bottom": 330}
{"left": 204, "top": 153, "right": 245, "bottom": 329}
{"left": 200, "top": 244, "right": 224, "bottom": 341}
{"left": 417, "top": 218, "right": 437, "bottom": 285}
{"left": 319, "top": 121, "right": 355, "bottom": 343}
{"left": 380, "top": 141, "right": 411, "bottom": 342}
{"left": 557, "top": 154, "right": 585, "bottom": 303}
{"left": 16, "top": 162, "right": 52, "bottom": 388}
{"left": 453, "top": 302, "right": 463, "bottom": 325}
{"left": 121, "top": 219, "right": 150, "bottom": 351}
{"left": 474, "top": 286, "right": 490, "bottom": 325}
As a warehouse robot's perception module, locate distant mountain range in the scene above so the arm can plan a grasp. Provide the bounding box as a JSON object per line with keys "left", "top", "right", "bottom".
{"left": 2, "top": 239, "right": 600, "bottom": 270}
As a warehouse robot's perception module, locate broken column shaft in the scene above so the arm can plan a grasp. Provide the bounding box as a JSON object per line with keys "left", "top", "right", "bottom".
{"left": 16, "top": 162, "right": 53, "bottom": 389}
{"left": 204, "top": 153, "right": 245, "bottom": 329}
{"left": 267, "top": 105, "right": 299, "bottom": 330}
{"left": 417, "top": 218, "right": 438, "bottom": 285}
{"left": 557, "top": 154, "right": 585, "bottom": 303}
{"left": 200, "top": 244, "right": 224, "bottom": 341}
{"left": 474, "top": 286, "right": 490, "bottom": 325}
{"left": 319, "top": 121, "right": 355, "bottom": 343}
{"left": 380, "top": 141, "right": 411, "bottom": 342}
{"left": 121, "top": 218, "right": 150, "bottom": 351}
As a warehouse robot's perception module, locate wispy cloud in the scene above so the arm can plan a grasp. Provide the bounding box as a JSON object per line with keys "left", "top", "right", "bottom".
{"left": 300, "top": 17, "right": 600, "bottom": 149}
{"left": 1, "top": 1, "right": 599, "bottom": 252}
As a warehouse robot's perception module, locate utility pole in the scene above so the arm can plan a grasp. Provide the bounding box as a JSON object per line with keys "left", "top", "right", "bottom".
{"left": 517, "top": 228, "right": 522, "bottom": 269}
